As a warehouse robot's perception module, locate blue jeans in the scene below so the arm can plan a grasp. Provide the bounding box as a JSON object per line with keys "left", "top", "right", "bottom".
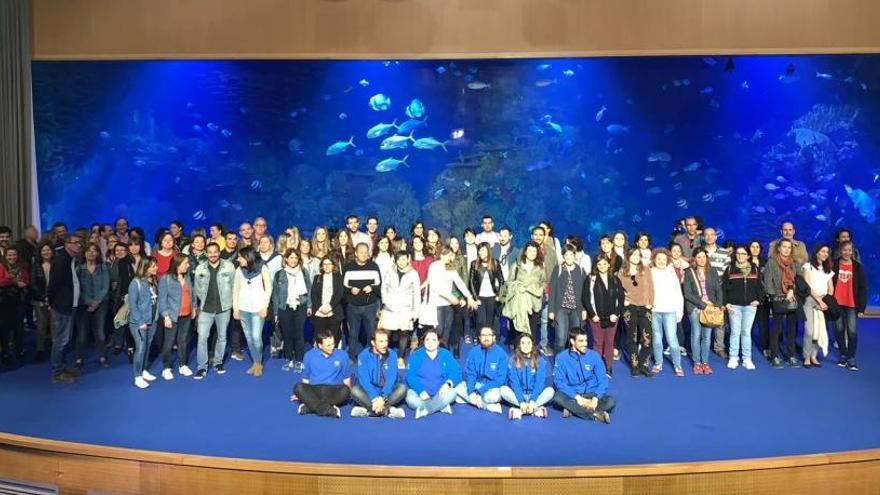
{"left": 834, "top": 307, "right": 858, "bottom": 359}
{"left": 539, "top": 297, "right": 549, "bottom": 348}
{"left": 240, "top": 310, "right": 265, "bottom": 365}
{"left": 197, "top": 310, "right": 230, "bottom": 370}
{"left": 652, "top": 311, "right": 681, "bottom": 369}
{"left": 50, "top": 309, "right": 75, "bottom": 376}
{"left": 500, "top": 385, "right": 555, "bottom": 408}
{"left": 728, "top": 305, "right": 757, "bottom": 361}
{"left": 346, "top": 301, "right": 379, "bottom": 360}
{"left": 689, "top": 309, "right": 712, "bottom": 365}
{"left": 553, "top": 308, "right": 582, "bottom": 354}
{"left": 454, "top": 381, "right": 501, "bottom": 408}
{"left": 406, "top": 386, "right": 458, "bottom": 416}
{"left": 129, "top": 322, "right": 157, "bottom": 378}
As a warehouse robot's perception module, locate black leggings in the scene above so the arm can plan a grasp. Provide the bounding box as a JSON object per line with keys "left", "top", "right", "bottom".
{"left": 278, "top": 306, "right": 307, "bottom": 362}
{"left": 294, "top": 383, "right": 350, "bottom": 416}
{"left": 770, "top": 311, "right": 798, "bottom": 360}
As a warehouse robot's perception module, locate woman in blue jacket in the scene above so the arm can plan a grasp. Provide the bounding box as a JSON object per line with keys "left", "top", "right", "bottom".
{"left": 405, "top": 328, "right": 463, "bottom": 419}
{"left": 128, "top": 257, "right": 159, "bottom": 389}
{"left": 75, "top": 243, "right": 110, "bottom": 369}
{"left": 500, "top": 333, "right": 554, "bottom": 419}
{"left": 272, "top": 249, "right": 313, "bottom": 373}
{"left": 158, "top": 254, "right": 197, "bottom": 380}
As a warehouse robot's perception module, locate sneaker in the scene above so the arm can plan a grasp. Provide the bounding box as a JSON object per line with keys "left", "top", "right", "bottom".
{"left": 162, "top": 368, "right": 174, "bottom": 380}
{"left": 674, "top": 367, "right": 685, "bottom": 377}
{"left": 230, "top": 351, "right": 245, "bottom": 361}
{"left": 509, "top": 408, "right": 523, "bottom": 420}
{"left": 534, "top": 406, "right": 549, "bottom": 419}
{"left": 663, "top": 347, "right": 671, "bottom": 356}
{"left": 134, "top": 377, "right": 150, "bottom": 389}
{"left": 298, "top": 404, "right": 309, "bottom": 415}
{"left": 464, "top": 336, "right": 472, "bottom": 345}
{"left": 593, "top": 411, "right": 611, "bottom": 424}
{"left": 703, "top": 364, "right": 713, "bottom": 375}
{"left": 294, "top": 361, "right": 304, "bottom": 373}
{"left": 331, "top": 406, "right": 342, "bottom": 418}
{"left": 693, "top": 364, "right": 703, "bottom": 375}
{"left": 743, "top": 359, "right": 756, "bottom": 370}
{"left": 787, "top": 357, "right": 801, "bottom": 368}
{"left": 727, "top": 357, "right": 739, "bottom": 370}
{"left": 387, "top": 407, "right": 406, "bottom": 419}
{"left": 178, "top": 365, "right": 193, "bottom": 377}
{"left": 762, "top": 349, "right": 771, "bottom": 359}
{"left": 441, "top": 404, "right": 453, "bottom": 415}
{"left": 650, "top": 365, "right": 663, "bottom": 375}
{"left": 351, "top": 406, "right": 369, "bottom": 417}
{"left": 562, "top": 408, "right": 571, "bottom": 418}
{"left": 772, "top": 358, "right": 783, "bottom": 369}
{"left": 837, "top": 358, "right": 848, "bottom": 368}
{"left": 680, "top": 347, "right": 688, "bottom": 357}
{"left": 847, "top": 359, "right": 859, "bottom": 371}
{"left": 397, "top": 357, "right": 406, "bottom": 370}
{"left": 51, "top": 372, "right": 75, "bottom": 384}
{"left": 630, "top": 367, "right": 640, "bottom": 378}
{"left": 142, "top": 370, "right": 157, "bottom": 381}
{"left": 486, "top": 403, "right": 503, "bottom": 414}
{"left": 282, "top": 360, "right": 294, "bottom": 371}
{"left": 613, "top": 348, "right": 620, "bottom": 361}
{"left": 194, "top": 369, "right": 207, "bottom": 380}
{"left": 214, "top": 364, "right": 226, "bottom": 374}
{"left": 415, "top": 407, "right": 428, "bottom": 420}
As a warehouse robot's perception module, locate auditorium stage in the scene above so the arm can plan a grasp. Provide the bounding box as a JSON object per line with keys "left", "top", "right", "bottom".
{"left": 1, "top": 321, "right": 879, "bottom": 471}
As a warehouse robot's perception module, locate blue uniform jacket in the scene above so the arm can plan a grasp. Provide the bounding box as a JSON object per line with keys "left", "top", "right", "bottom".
{"left": 553, "top": 348, "right": 608, "bottom": 398}
{"left": 356, "top": 347, "right": 400, "bottom": 400}
{"left": 464, "top": 344, "right": 508, "bottom": 394}
{"left": 507, "top": 355, "right": 548, "bottom": 403}
{"left": 406, "top": 347, "right": 462, "bottom": 395}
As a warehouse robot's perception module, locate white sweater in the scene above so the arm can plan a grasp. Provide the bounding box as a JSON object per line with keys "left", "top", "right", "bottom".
{"left": 650, "top": 266, "right": 684, "bottom": 321}
{"left": 426, "top": 260, "right": 472, "bottom": 307}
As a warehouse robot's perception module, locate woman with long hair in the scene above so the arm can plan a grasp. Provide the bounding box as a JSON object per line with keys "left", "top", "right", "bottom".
{"left": 617, "top": 248, "right": 654, "bottom": 377}
{"left": 330, "top": 229, "right": 354, "bottom": 270}
{"left": 74, "top": 243, "right": 110, "bottom": 369}
{"left": 310, "top": 226, "right": 330, "bottom": 259}
{"left": 128, "top": 257, "right": 159, "bottom": 389}
{"left": 802, "top": 244, "right": 835, "bottom": 367}
{"left": 30, "top": 242, "right": 55, "bottom": 361}
{"left": 500, "top": 241, "right": 546, "bottom": 341}
{"left": 0, "top": 246, "right": 30, "bottom": 364}
{"left": 157, "top": 254, "right": 196, "bottom": 380}
{"left": 748, "top": 240, "right": 771, "bottom": 359}
{"left": 154, "top": 231, "right": 177, "bottom": 279}
{"left": 425, "top": 228, "right": 443, "bottom": 258}
{"left": 310, "top": 256, "right": 345, "bottom": 348}
{"left": 373, "top": 235, "right": 394, "bottom": 278}
{"left": 409, "top": 235, "right": 433, "bottom": 294}
{"left": 298, "top": 238, "right": 320, "bottom": 284}
{"left": 232, "top": 245, "right": 273, "bottom": 377}
{"left": 273, "top": 249, "right": 312, "bottom": 373}
{"left": 500, "top": 333, "right": 554, "bottom": 419}
{"left": 650, "top": 249, "right": 685, "bottom": 376}
{"left": 684, "top": 247, "right": 723, "bottom": 375}
{"left": 763, "top": 239, "right": 802, "bottom": 369}
{"left": 469, "top": 242, "right": 504, "bottom": 334}
{"left": 426, "top": 245, "right": 475, "bottom": 349}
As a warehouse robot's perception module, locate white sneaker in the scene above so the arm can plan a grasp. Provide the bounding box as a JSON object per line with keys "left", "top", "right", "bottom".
{"left": 332, "top": 406, "right": 341, "bottom": 418}
{"left": 509, "top": 408, "right": 523, "bottom": 420}
{"left": 486, "top": 403, "right": 503, "bottom": 414}
{"left": 134, "top": 377, "right": 150, "bottom": 389}
{"left": 680, "top": 348, "right": 688, "bottom": 357}
{"left": 663, "top": 347, "right": 671, "bottom": 356}
{"left": 142, "top": 370, "right": 157, "bottom": 381}
{"left": 178, "top": 365, "right": 193, "bottom": 377}
{"left": 727, "top": 357, "right": 739, "bottom": 369}
{"left": 387, "top": 407, "right": 406, "bottom": 419}
{"left": 441, "top": 404, "right": 453, "bottom": 415}
{"left": 743, "top": 359, "right": 756, "bottom": 370}
{"left": 162, "top": 368, "right": 174, "bottom": 380}
{"left": 350, "top": 406, "right": 369, "bottom": 418}
{"left": 415, "top": 407, "right": 428, "bottom": 420}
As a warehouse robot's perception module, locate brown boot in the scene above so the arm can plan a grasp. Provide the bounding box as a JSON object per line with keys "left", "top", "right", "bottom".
{"left": 253, "top": 363, "right": 263, "bottom": 377}
{"left": 246, "top": 364, "right": 256, "bottom": 375}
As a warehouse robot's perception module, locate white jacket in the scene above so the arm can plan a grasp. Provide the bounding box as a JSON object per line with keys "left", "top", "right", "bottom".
{"left": 381, "top": 267, "right": 421, "bottom": 318}
{"left": 651, "top": 265, "right": 684, "bottom": 322}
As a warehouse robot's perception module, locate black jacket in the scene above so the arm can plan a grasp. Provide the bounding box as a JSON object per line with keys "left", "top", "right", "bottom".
{"left": 722, "top": 263, "right": 765, "bottom": 306}
{"left": 583, "top": 273, "right": 625, "bottom": 326}
{"left": 468, "top": 260, "right": 504, "bottom": 298}
{"left": 47, "top": 249, "right": 77, "bottom": 314}
{"left": 30, "top": 261, "right": 50, "bottom": 302}
{"left": 549, "top": 265, "right": 588, "bottom": 314}
{"left": 832, "top": 259, "right": 868, "bottom": 313}
{"left": 311, "top": 272, "right": 345, "bottom": 322}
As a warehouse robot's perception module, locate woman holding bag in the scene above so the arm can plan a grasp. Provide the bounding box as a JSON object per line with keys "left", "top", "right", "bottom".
{"left": 683, "top": 248, "right": 724, "bottom": 375}
{"left": 763, "top": 239, "right": 802, "bottom": 369}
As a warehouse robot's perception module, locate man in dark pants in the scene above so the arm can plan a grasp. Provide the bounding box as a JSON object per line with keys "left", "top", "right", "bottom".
{"left": 342, "top": 243, "right": 382, "bottom": 360}
{"left": 553, "top": 326, "right": 616, "bottom": 423}
{"left": 46, "top": 234, "right": 84, "bottom": 384}
{"left": 293, "top": 330, "right": 351, "bottom": 418}
{"left": 351, "top": 329, "right": 407, "bottom": 418}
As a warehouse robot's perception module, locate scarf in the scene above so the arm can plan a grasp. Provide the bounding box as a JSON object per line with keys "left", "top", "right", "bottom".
{"left": 775, "top": 254, "right": 795, "bottom": 292}
{"left": 736, "top": 260, "right": 753, "bottom": 276}
{"left": 285, "top": 266, "right": 308, "bottom": 308}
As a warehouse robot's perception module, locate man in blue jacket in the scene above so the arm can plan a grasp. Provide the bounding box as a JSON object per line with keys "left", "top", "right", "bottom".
{"left": 293, "top": 329, "right": 351, "bottom": 418}
{"left": 456, "top": 326, "right": 507, "bottom": 414}
{"left": 553, "top": 326, "right": 615, "bottom": 424}
{"left": 351, "top": 329, "right": 407, "bottom": 419}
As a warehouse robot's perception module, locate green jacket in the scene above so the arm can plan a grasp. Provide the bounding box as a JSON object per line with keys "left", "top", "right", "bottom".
{"left": 500, "top": 263, "right": 546, "bottom": 333}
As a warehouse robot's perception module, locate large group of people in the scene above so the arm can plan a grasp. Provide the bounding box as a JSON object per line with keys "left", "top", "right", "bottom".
{"left": 0, "top": 214, "right": 869, "bottom": 423}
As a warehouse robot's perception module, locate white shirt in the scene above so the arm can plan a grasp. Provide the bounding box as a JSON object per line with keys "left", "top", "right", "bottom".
{"left": 650, "top": 266, "right": 684, "bottom": 320}
{"left": 426, "top": 260, "right": 471, "bottom": 307}
{"left": 71, "top": 258, "right": 80, "bottom": 308}
{"left": 804, "top": 264, "right": 835, "bottom": 297}
{"left": 475, "top": 231, "right": 500, "bottom": 247}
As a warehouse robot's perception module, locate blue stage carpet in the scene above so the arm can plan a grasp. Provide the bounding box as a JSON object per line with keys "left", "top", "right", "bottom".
{"left": 1, "top": 320, "right": 879, "bottom": 467}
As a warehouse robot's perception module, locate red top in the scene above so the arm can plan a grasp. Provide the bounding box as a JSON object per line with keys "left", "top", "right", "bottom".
{"left": 411, "top": 256, "right": 434, "bottom": 294}
{"left": 834, "top": 260, "right": 855, "bottom": 308}
{"left": 0, "top": 263, "right": 30, "bottom": 288}
{"left": 155, "top": 250, "right": 176, "bottom": 279}
{"left": 179, "top": 281, "right": 192, "bottom": 316}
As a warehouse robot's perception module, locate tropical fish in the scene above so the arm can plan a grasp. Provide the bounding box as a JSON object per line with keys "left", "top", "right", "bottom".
{"left": 193, "top": 210, "right": 206, "bottom": 220}
{"left": 343, "top": 86, "right": 353, "bottom": 93}
{"left": 468, "top": 67, "right": 478, "bottom": 74}
{"left": 815, "top": 214, "right": 828, "bottom": 221}
{"left": 413, "top": 137, "right": 449, "bottom": 151}
{"left": 397, "top": 116, "right": 428, "bottom": 135}
{"left": 466, "top": 81, "right": 491, "bottom": 90}
{"left": 606, "top": 124, "right": 631, "bottom": 135}
{"left": 647, "top": 151, "right": 671, "bottom": 162}
{"left": 526, "top": 159, "right": 552, "bottom": 172}
{"left": 221, "top": 129, "right": 232, "bottom": 137}
{"left": 359, "top": 79, "right": 370, "bottom": 87}
{"left": 764, "top": 183, "right": 780, "bottom": 191}
{"left": 778, "top": 74, "right": 800, "bottom": 84}
{"left": 844, "top": 184, "right": 877, "bottom": 223}
{"left": 562, "top": 69, "right": 574, "bottom": 77}
{"left": 338, "top": 113, "right": 348, "bottom": 120}
{"left": 463, "top": 74, "right": 475, "bottom": 83}
{"left": 326, "top": 136, "right": 356, "bottom": 156}
{"left": 545, "top": 120, "right": 563, "bottom": 134}
{"left": 741, "top": 80, "right": 750, "bottom": 89}
{"left": 702, "top": 57, "right": 717, "bottom": 66}
{"left": 632, "top": 214, "right": 642, "bottom": 223}
{"left": 752, "top": 205, "right": 768, "bottom": 213}
{"left": 681, "top": 79, "right": 691, "bottom": 86}
{"left": 231, "top": 203, "right": 243, "bottom": 211}
{"left": 369, "top": 93, "right": 392, "bottom": 111}
{"left": 250, "top": 180, "right": 262, "bottom": 190}
{"left": 702, "top": 193, "right": 715, "bottom": 202}
{"left": 699, "top": 87, "right": 714, "bottom": 95}
{"left": 376, "top": 155, "right": 409, "bottom": 172}
{"left": 535, "top": 79, "right": 557, "bottom": 87}
{"left": 219, "top": 200, "right": 230, "bottom": 208}
{"left": 380, "top": 132, "right": 415, "bottom": 150}
{"left": 561, "top": 186, "right": 573, "bottom": 199}
{"left": 669, "top": 171, "right": 680, "bottom": 177}
{"left": 98, "top": 131, "right": 111, "bottom": 140}
{"left": 435, "top": 66, "right": 446, "bottom": 75}
{"left": 464, "top": 180, "right": 472, "bottom": 187}
{"left": 207, "top": 123, "right": 219, "bottom": 132}
{"left": 816, "top": 72, "right": 833, "bottom": 80}
{"left": 676, "top": 199, "right": 688, "bottom": 208}
{"left": 644, "top": 176, "right": 656, "bottom": 182}
{"left": 433, "top": 188, "right": 446, "bottom": 199}
{"left": 366, "top": 120, "right": 398, "bottom": 139}
{"left": 595, "top": 106, "right": 607, "bottom": 122}
{"left": 673, "top": 182, "right": 683, "bottom": 190}
{"left": 684, "top": 162, "right": 702, "bottom": 172}
{"left": 536, "top": 63, "right": 552, "bottom": 71}
{"left": 451, "top": 128, "right": 465, "bottom": 140}
{"left": 405, "top": 99, "right": 426, "bottom": 119}
{"left": 776, "top": 175, "right": 787, "bottom": 183}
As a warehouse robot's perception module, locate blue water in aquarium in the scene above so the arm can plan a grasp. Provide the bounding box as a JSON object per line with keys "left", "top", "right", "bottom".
{"left": 32, "top": 56, "right": 880, "bottom": 303}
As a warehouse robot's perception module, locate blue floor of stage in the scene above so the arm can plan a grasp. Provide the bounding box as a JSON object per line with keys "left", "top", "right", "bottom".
{"left": 1, "top": 321, "right": 879, "bottom": 468}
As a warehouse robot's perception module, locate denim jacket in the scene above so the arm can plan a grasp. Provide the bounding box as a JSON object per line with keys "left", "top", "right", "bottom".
{"left": 157, "top": 273, "right": 196, "bottom": 322}
{"left": 77, "top": 263, "right": 109, "bottom": 305}
{"left": 193, "top": 259, "right": 235, "bottom": 311}
{"left": 128, "top": 278, "right": 158, "bottom": 327}
{"left": 271, "top": 268, "right": 313, "bottom": 313}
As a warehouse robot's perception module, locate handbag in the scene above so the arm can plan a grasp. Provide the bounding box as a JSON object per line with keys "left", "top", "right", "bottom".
{"left": 113, "top": 294, "right": 131, "bottom": 329}
{"left": 821, "top": 294, "right": 841, "bottom": 321}
{"left": 770, "top": 293, "right": 797, "bottom": 314}
{"left": 690, "top": 269, "right": 724, "bottom": 327}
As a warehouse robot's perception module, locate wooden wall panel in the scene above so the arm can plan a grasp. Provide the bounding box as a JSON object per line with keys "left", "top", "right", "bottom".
{"left": 31, "top": 0, "right": 880, "bottom": 60}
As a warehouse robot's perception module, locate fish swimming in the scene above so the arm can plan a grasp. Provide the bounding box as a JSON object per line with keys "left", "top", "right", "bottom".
{"left": 375, "top": 155, "right": 409, "bottom": 172}
{"left": 359, "top": 79, "right": 370, "bottom": 87}
{"left": 99, "top": 131, "right": 111, "bottom": 140}
{"left": 703, "top": 57, "right": 717, "bottom": 66}
{"left": 369, "top": 93, "right": 392, "bottom": 111}
{"left": 562, "top": 69, "right": 574, "bottom": 77}
{"left": 435, "top": 66, "right": 446, "bottom": 75}
{"left": 207, "top": 123, "right": 219, "bottom": 132}
{"left": 545, "top": 120, "right": 563, "bottom": 133}
{"left": 535, "top": 79, "right": 557, "bottom": 87}
{"left": 380, "top": 132, "right": 415, "bottom": 150}
{"left": 595, "top": 106, "right": 607, "bottom": 122}
{"left": 413, "top": 137, "right": 449, "bottom": 151}
{"left": 684, "top": 162, "right": 702, "bottom": 172}
{"left": 536, "top": 63, "right": 552, "bottom": 71}
{"left": 326, "top": 136, "right": 356, "bottom": 156}
{"left": 699, "top": 86, "right": 714, "bottom": 94}
{"left": 816, "top": 72, "right": 833, "bottom": 80}
{"left": 221, "top": 129, "right": 232, "bottom": 137}
{"left": 405, "top": 99, "right": 426, "bottom": 119}
{"left": 647, "top": 151, "right": 671, "bottom": 162}
{"left": 397, "top": 116, "right": 428, "bottom": 135}
{"left": 433, "top": 188, "right": 446, "bottom": 199}
{"left": 366, "top": 119, "right": 398, "bottom": 139}
{"left": 844, "top": 184, "right": 877, "bottom": 223}
{"left": 606, "top": 124, "right": 631, "bottom": 135}
{"left": 526, "top": 159, "right": 552, "bottom": 172}
{"left": 764, "top": 183, "right": 780, "bottom": 191}
{"left": 467, "top": 81, "right": 491, "bottom": 90}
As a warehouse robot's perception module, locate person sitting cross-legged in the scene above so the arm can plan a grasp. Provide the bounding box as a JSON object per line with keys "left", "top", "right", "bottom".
{"left": 350, "top": 329, "right": 407, "bottom": 419}
{"left": 405, "top": 328, "right": 463, "bottom": 419}
{"left": 292, "top": 329, "right": 351, "bottom": 418}
{"left": 455, "top": 326, "right": 507, "bottom": 414}
{"left": 553, "top": 326, "right": 616, "bottom": 424}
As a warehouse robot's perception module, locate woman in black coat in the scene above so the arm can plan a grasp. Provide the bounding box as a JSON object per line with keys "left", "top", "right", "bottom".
{"left": 311, "top": 256, "right": 345, "bottom": 346}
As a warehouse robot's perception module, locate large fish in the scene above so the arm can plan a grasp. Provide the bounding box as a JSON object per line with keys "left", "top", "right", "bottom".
{"left": 326, "top": 136, "right": 356, "bottom": 156}
{"left": 366, "top": 119, "right": 398, "bottom": 139}
{"left": 380, "top": 132, "right": 415, "bottom": 150}
{"left": 413, "top": 137, "right": 449, "bottom": 151}
{"left": 845, "top": 184, "right": 877, "bottom": 223}
{"left": 369, "top": 93, "right": 392, "bottom": 111}
{"left": 376, "top": 155, "right": 409, "bottom": 172}
{"left": 397, "top": 116, "right": 428, "bottom": 135}
{"left": 405, "top": 99, "right": 426, "bottom": 119}
{"left": 606, "top": 124, "right": 631, "bottom": 135}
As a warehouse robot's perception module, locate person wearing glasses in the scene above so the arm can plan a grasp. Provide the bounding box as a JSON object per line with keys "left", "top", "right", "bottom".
{"left": 723, "top": 245, "right": 763, "bottom": 370}
{"left": 46, "top": 234, "right": 84, "bottom": 384}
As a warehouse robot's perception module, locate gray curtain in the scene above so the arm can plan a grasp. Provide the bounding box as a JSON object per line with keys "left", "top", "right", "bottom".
{"left": 0, "top": 0, "right": 34, "bottom": 237}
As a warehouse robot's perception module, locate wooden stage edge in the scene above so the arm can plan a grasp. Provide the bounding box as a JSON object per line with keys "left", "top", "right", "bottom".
{"left": 1, "top": 432, "right": 879, "bottom": 479}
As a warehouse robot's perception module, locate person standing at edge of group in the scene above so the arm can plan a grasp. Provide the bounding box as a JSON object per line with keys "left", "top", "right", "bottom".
{"left": 193, "top": 242, "right": 235, "bottom": 379}
{"left": 553, "top": 326, "right": 615, "bottom": 424}
{"left": 548, "top": 246, "right": 588, "bottom": 355}
{"left": 343, "top": 243, "right": 383, "bottom": 361}
{"left": 46, "top": 234, "right": 84, "bottom": 384}
{"left": 0, "top": 246, "right": 30, "bottom": 364}
{"left": 30, "top": 242, "right": 55, "bottom": 361}
{"left": 351, "top": 328, "right": 407, "bottom": 419}
{"left": 832, "top": 241, "right": 866, "bottom": 371}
